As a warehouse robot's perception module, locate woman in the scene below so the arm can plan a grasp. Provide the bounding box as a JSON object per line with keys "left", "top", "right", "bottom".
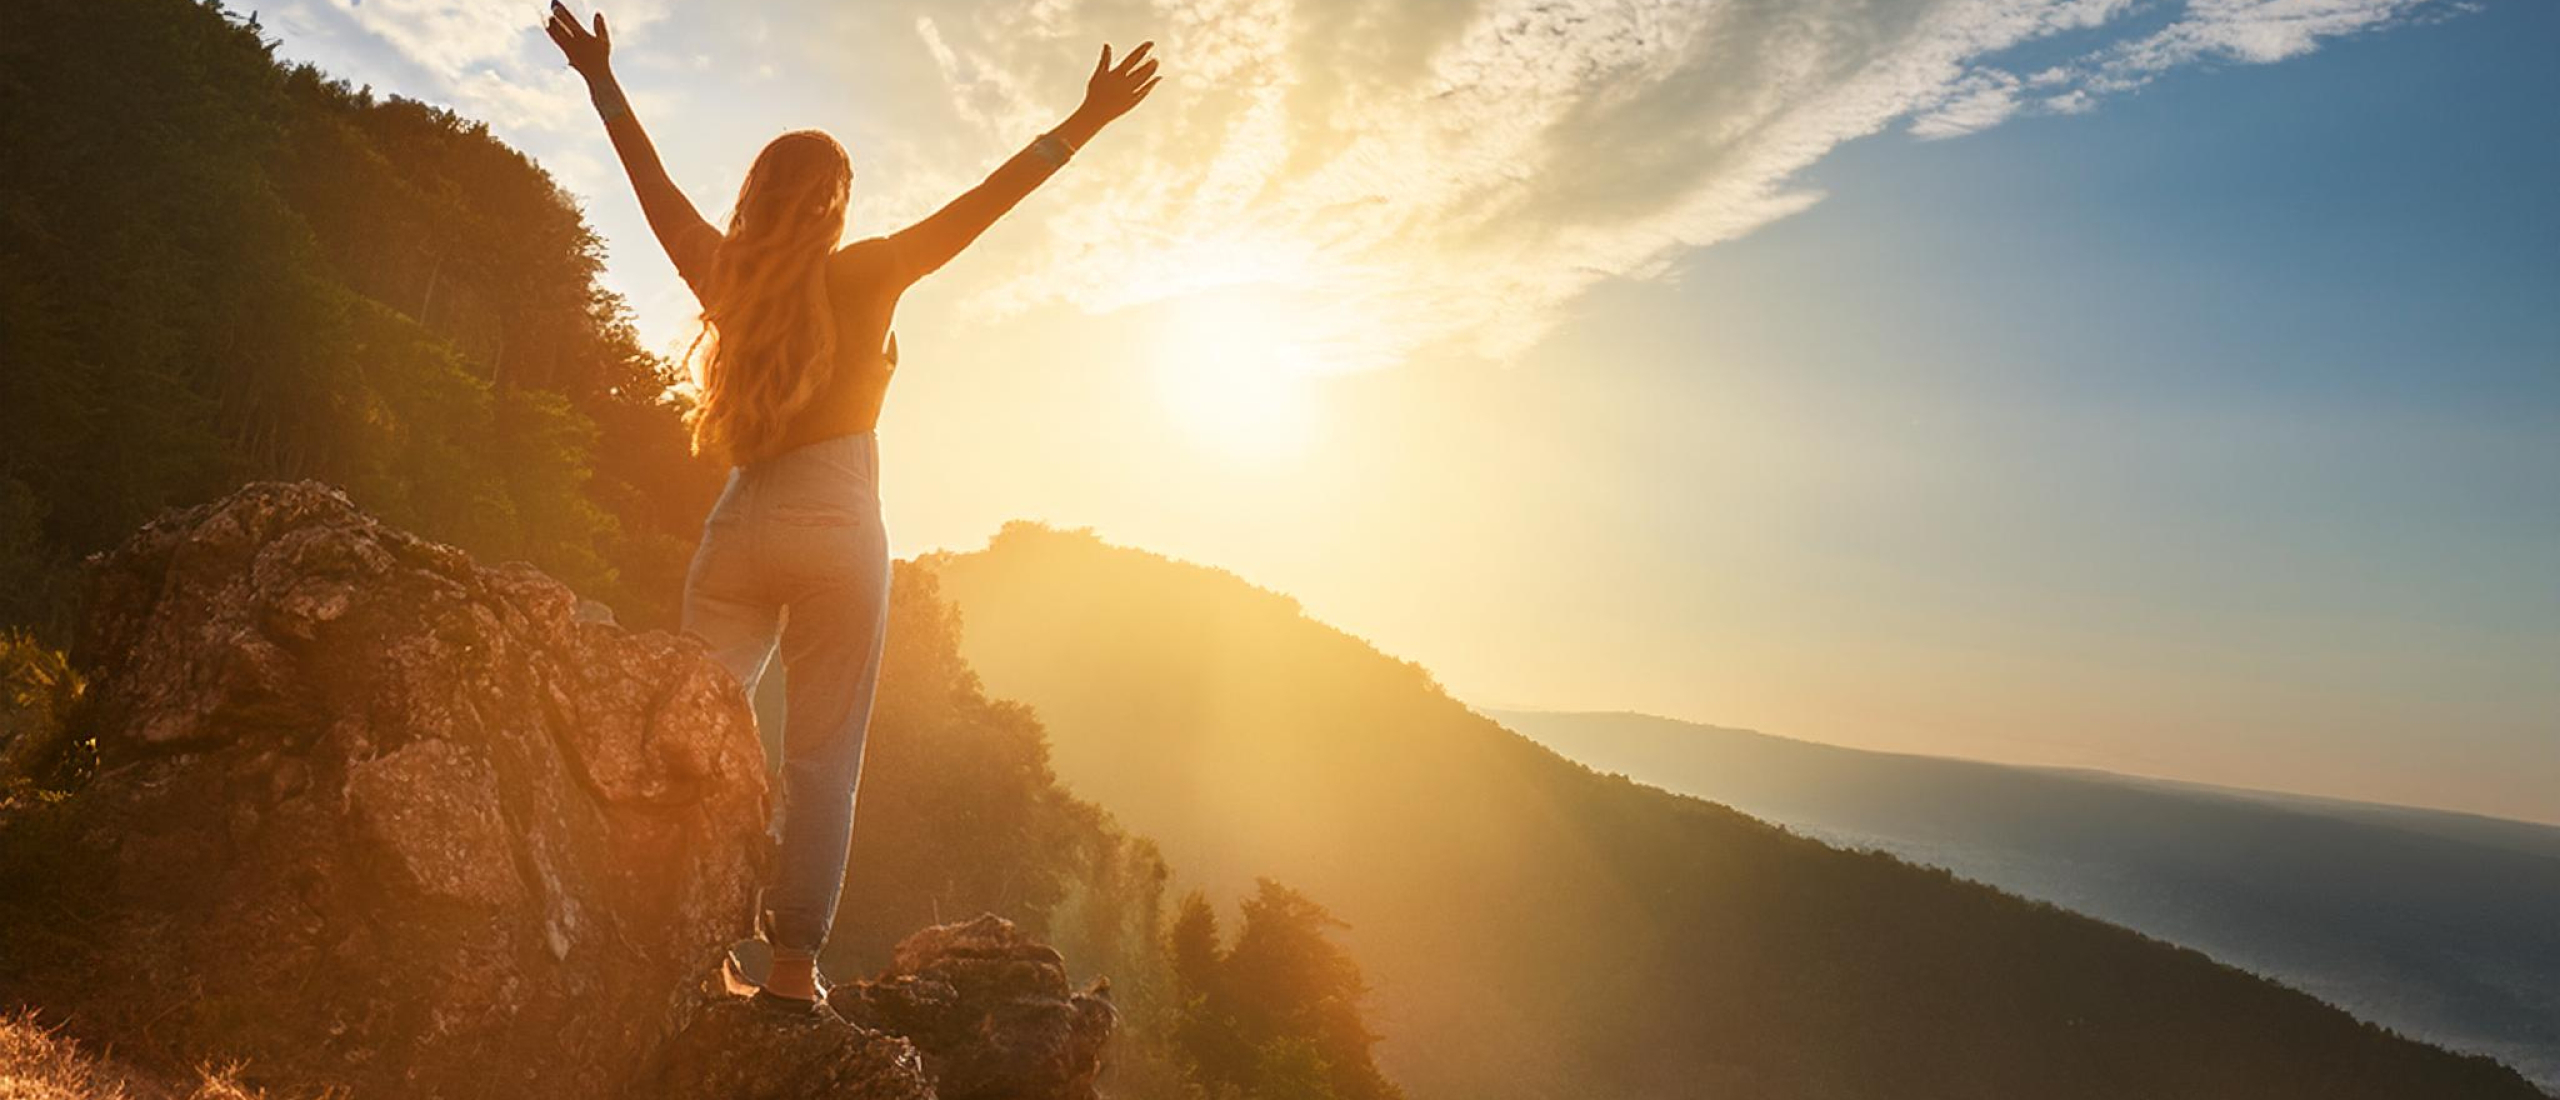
{"left": 546, "top": 3, "right": 1162, "bottom": 1009}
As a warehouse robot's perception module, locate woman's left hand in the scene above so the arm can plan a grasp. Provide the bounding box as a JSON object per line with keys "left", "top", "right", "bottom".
{"left": 545, "top": 1, "right": 614, "bottom": 80}
{"left": 1077, "top": 41, "right": 1163, "bottom": 127}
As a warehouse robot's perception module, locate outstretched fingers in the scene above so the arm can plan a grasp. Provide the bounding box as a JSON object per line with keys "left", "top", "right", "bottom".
{"left": 1115, "top": 41, "right": 1155, "bottom": 77}
{"left": 546, "top": 3, "right": 615, "bottom": 75}
{"left": 546, "top": 3, "right": 608, "bottom": 46}
{"left": 1082, "top": 39, "right": 1165, "bottom": 119}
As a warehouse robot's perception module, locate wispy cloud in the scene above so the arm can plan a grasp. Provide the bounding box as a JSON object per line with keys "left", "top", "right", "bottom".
{"left": 2079, "top": 0, "right": 2438, "bottom": 90}
{"left": 890, "top": 0, "right": 2447, "bottom": 370}
{"left": 272, "top": 0, "right": 676, "bottom": 133}
{"left": 274, "top": 0, "right": 2456, "bottom": 368}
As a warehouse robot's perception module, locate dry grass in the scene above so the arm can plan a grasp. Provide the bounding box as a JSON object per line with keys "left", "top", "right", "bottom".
{"left": 0, "top": 1013, "right": 269, "bottom": 1100}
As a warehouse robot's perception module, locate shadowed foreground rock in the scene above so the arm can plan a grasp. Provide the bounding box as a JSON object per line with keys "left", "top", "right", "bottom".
{"left": 0, "top": 482, "right": 1111, "bottom": 1099}
{"left": 833, "top": 915, "right": 1118, "bottom": 1100}
{"left": 646, "top": 988, "right": 935, "bottom": 1100}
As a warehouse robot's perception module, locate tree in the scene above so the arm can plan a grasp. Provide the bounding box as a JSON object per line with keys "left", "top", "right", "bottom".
{"left": 1166, "top": 882, "right": 1402, "bottom": 1100}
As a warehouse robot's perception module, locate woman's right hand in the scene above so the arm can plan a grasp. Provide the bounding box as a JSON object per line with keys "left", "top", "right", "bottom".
{"left": 1077, "top": 42, "right": 1162, "bottom": 127}
{"left": 545, "top": 1, "right": 614, "bottom": 81}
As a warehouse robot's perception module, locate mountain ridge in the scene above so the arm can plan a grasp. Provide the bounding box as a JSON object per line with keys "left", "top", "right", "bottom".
{"left": 927, "top": 521, "right": 2549, "bottom": 1099}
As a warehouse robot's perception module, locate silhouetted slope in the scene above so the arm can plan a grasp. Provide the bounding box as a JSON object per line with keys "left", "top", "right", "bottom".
{"left": 1488, "top": 708, "right": 2560, "bottom": 1090}
{"left": 927, "top": 523, "right": 2547, "bottom": 1100}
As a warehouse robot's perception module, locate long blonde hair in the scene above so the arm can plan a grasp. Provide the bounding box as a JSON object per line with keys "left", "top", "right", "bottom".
{"left": 685, "top": 130, "right": 853, "bottom": 465}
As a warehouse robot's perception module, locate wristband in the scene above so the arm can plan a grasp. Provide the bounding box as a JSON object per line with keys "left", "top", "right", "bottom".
{"left": 1030, "top": 131, "right": 1074, "bottom": 168}
{"left": 591, "top": 84, "right": 630, "bottom": 123}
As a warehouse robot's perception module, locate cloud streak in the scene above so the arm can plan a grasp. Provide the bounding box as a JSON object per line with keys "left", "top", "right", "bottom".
{"left": 271, "top": 0, "right": 679, "bottom": 133}
{"left": 277, "top": 0, "right": 2455, "bottom": 370}
{"left": 894, "top": 0, "right": 2445, "bottom": 371}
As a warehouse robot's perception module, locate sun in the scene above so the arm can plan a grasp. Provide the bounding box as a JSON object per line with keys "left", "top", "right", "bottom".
{"left": 1147, "top": 288, "right": 1329, "bottom": 463}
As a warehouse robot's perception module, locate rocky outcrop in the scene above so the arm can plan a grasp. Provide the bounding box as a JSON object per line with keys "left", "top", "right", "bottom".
{"left": 17, "top": 480, "right": 773, "bottom": 1096}
{"left": 0, "top": 482, "right": 1111, "bottom": 1098}
{"left": 833, "top": 915, "right": 1118, "bottom": 1100}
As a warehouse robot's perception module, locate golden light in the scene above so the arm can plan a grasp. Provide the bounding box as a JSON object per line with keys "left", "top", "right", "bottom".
{"left": 1147, "top": 287, "right": 1329, "bottom": 464}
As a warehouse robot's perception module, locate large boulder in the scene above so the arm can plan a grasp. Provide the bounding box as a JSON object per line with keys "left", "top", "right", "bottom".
{"left": 7, "top": 481, "right": 777, "bottom": 1096}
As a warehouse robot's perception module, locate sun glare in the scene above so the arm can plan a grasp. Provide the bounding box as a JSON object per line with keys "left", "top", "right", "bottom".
{"left": 1148, "top": 288, "right": 1329, "bottom": 463}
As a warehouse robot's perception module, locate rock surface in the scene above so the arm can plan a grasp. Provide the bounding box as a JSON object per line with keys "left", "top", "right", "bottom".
{"left": 833, "top": 914, "right": 1118, "bottom": 1100}
{"left": 0, "top": 482, "right": 1122, "bottom": 1100}
{"left": 0, "top": 480, "right": 772, "bottom": 1096}
{"left": 639, "top": 912, "right": 1123, "bottom": 1100}
{"left": 645, "top": 986, "right": 936, "bottom": 1100}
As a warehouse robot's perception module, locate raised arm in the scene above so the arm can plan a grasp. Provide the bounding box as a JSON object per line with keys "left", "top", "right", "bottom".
{"left": 887, "top": 41, "right": 1164, "bottom": 286}
{"left": 547, "top": 3, "right": 720, "bottom": 292}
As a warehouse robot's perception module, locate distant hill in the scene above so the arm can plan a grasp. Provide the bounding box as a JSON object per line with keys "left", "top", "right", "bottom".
{"left": 926, "top": 522, "right": 2549, "bottom": 1100}
{"left": 1487, "top": 708, "right": 2560, "bottom": 1092}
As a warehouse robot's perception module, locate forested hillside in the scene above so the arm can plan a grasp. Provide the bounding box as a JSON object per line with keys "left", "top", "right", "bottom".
{"left": 929, "top": 522, "right": 2550, "bottom": 1100}
{"left": 0, "top": 0, "right": 720, "bottom": 637}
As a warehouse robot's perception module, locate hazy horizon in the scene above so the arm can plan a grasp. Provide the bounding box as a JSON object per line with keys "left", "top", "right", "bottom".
{"left": 1481, "top": 703, "right": 2560, "bottom": 830}
{"left": 260, "top": 0, "right": 2557, "bottom": 826}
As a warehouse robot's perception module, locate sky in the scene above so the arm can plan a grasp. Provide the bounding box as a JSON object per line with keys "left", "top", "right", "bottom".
{"left": 256, "top": 0, "right": 2558, "bottom": 825}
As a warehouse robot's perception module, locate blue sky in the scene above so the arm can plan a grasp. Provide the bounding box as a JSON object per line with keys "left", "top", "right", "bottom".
{"left": 260, "top": 0, "right": 2558, "bottom": 822}
{"left": 1514, "top": 0, "right": 2558, "bottom": 819}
